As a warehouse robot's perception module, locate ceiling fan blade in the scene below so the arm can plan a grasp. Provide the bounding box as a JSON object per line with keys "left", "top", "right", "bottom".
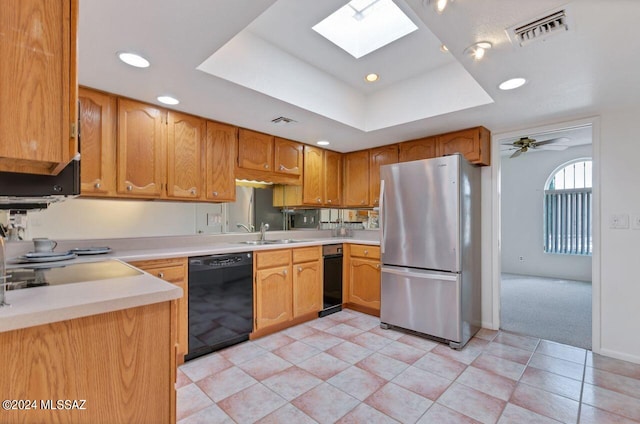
{"left": 534, "top": 137, "right": 570, "bottom": 146}
{"left": 510, "top": 149, "right": 523, "bottom": 158}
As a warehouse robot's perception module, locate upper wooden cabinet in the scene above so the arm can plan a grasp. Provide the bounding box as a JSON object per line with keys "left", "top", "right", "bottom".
{"left": 369, "top": 145, "right": 398, "bottom": 206}
{"left": 236, "top": 129, "right": 303, "bottom": 184}
{"left": 204, "top": 121, "right": 237, "bottom": 202}
{"left": 167, "top": 111, "right": 204, "bottom": 199}
{"left": 399, "top": 136, "right": 437, "bottom": 163}
{"left": 78, "top": 88, "right": 116, "bottom": 197}
{"left": 117, "top": 98, "right": 167, "bottom": 197}
{"left": 302, "top": 146, "right": 342, "bottom": 206}
{"left": 274, "top": 137, "right": 303, "bottom": 176}
{"left": 238, "top": 128, "right": 273, "bottom": 172}
{"left": 324, "top": 150, "right": 343, "bottom": 206}
{"left": 437, "top": 126, "right": 491, "bottom": 166}
{"left": 0, "top": 0, "right": 78, "bottom": 175}
{"left": 343, "top": 150, "right": 370, "bottom": 207}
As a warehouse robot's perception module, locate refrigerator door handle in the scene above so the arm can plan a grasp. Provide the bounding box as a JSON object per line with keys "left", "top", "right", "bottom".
{"left": 379, "top": 179, "right": 385, "bottom": 254}
{"left": 381, "top": 266, "right": 458, "bottom": 281}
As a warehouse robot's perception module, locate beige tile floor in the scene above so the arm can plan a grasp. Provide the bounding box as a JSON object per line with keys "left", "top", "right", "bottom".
{"left": 177, "top": 309, "right": 640, "bottom": 424}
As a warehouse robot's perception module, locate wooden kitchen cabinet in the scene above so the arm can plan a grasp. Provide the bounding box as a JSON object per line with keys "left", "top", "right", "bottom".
{"left": 0, "top": 0, "right": 78, "bottom": 175}
{"left": 274, "top": 137, "right": 303, "bottom": 176}
{"left": 303, "top": 145, "right": 324, "bottom": 205}
{"left": 254, "top": 249, "right": 293, "bottom": 331}
{"left": 343, "top": 150, "right": 370, "bottom": 207}
{"left": 167, "top": 111, "right": 204, "bottom": 199}
{"left": 292, "top": 246, "right": 323, "bottom": 318}
{"left": 344, "top": 244, "right": 381, "bottom": 316}
{"left": 238, "top": 128, "right": 273, "bottom": 172}
{"left": 117, "top": 98, "right": 167, "bottom": 197}
{"left": 0, "top": 302, "right": 177, "bottom": 424}
{"left": 78, "top": 87, "right": 117, "bottom": 197}
{"left": 369, "top": 145, "right": 398, "bottom": 206}
{"left": 324, "top": 150, "right": 343, "bottom": 206}
{"left": 399, "top": 136, "right": 438, "bottom": 163}
{"left": 129, "top": 257, "right": 188, "bottom": 365}
{"left": 437, "top": 126, "right": 491, "bottom": 166}
{"left": 203, "top": 121, "right": 237, "bottom": 202}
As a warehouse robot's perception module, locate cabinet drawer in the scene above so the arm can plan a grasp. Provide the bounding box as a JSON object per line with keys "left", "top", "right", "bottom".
{"left": 349, "top": 245, "right": 380, "bottom": 259}
{"left": 129, "top": 258, "right": 187, "bottom": 283}
{"left": 293, "top": 246, "right": 321, "bottom": 263}
{"left": 256, "top": 249, "right": 291, "bottom": 269}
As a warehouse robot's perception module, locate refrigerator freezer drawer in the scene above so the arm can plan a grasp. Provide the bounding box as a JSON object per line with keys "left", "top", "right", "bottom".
{"left": 380, "top": 266, "right": 461, "bottom": 344}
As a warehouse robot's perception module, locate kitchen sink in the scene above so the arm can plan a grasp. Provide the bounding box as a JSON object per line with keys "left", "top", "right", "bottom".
{"left": 239, "top": 239, "right": 304, "bottom": 245}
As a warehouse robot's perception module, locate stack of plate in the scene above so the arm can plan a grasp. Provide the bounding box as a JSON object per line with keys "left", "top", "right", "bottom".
{"left": 70, "top": 247, "right": 112, "bottom": 255}
{"left": 17, "top": 251, "right": 76, "bottom": 263}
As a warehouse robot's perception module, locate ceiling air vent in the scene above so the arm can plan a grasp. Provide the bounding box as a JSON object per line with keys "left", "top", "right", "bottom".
{"left": 271, "top": 116, "right": 297, "bottom": 125}
{"left": 508, "top": 9, "right": 569, "bottom": 47}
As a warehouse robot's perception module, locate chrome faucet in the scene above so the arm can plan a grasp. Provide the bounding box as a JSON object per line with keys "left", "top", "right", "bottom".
{"left": 260, "top": 222, "right": 269, "bottom": 241}
{"left": 236, "top": 223, "right": 254, "bottom": 233}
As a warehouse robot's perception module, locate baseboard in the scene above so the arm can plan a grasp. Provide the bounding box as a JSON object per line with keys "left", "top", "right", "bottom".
{"left": 481, "top": 320, "right": 498, "bottom": 331}
{"left": 598, "top": 347, "right": 640, "bottom": 365}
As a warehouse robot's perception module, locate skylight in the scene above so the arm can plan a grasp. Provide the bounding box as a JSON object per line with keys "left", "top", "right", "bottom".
{"left": 312, "top": 0, "right": 418, "bottom": 59}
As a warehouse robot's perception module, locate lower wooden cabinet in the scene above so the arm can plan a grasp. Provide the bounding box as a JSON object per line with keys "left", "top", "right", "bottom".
{"left": 253, "top": 247, "right": 322, "bottom": 337}
{"left": 129, "top": 257, "right": 188, "bottom": 365}
{"left": 344, "top": 244, "right": 381, "bottom": 316}
{"left": 0, "top": 302, "right": 177, "bottom": 424}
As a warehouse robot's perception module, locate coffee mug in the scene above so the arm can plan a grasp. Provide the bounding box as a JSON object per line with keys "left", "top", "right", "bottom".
{"left": 33, "top": 238, "right": 57, "bottom": 253}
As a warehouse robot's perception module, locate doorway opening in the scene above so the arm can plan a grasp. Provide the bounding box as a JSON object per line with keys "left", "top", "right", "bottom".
{"left": 498, "top": 125, "right": 593, "bottom": 349}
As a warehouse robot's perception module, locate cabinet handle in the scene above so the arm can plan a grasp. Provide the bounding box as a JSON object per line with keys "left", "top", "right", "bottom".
{"left": 94, "top": 182, "right": 101, "bottom": 189}
{"left": 360, "top": 200, "right": 365, "bottom": 205}
{"left": 283, "top": 269, "right": 288, "bottom": 276}
{"left": 126, "top": 185, "right": 133, "bottom": 191}
{"left": 317, "top": 198, "right": 322, "bottom": 203}
{"left": 297, "top": 266, "right": 303, "bottom": 272}
{"left": 190, "top": 189, "right": 196, "bottom": 195}
{"left": 264, "top": 164, "right": 269, "bottom": 169}
{"left": 212, "top": 191, "right": 218, "bottom": 197}
{"left": 364, "top": 250, "right": 369, "bottom": 255}
{"left": 279, "top": 165, "right": 285, "bottom": 171}
{"left": 327, "top": 199, "right": 332, "bottom": 204}
{"left": 158, "top": 272, "right": 165, "bottom": 278}
{"left": 376, "top": 264, "right": 381, "bottom": 269}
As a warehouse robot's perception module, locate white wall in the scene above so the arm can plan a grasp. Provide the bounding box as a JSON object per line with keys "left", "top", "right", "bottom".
{"left": 501, "top": 144, "right": 592, "bottom": 281}
{"left": 597, "top": 106, "right": 640, "bottom": 363}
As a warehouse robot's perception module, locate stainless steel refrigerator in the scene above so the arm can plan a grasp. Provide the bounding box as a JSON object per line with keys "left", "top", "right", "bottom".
{"left": 379, "top": 154, "right": 481, "bottom": 349}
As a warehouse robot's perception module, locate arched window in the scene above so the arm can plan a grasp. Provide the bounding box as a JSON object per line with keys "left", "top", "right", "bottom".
{"left": 544, "top": 159, "right": 592, "bottom": 255}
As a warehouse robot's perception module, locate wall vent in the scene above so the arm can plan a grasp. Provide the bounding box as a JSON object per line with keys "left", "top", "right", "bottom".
{"left": 271, "top": 116, "right": 297, "bottom": 125}
{"left": 508, "top": 9, "right": 569, "bottom": 47}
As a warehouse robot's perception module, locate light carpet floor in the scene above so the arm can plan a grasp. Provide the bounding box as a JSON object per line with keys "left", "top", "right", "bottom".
{"left": 500, "top": 273, "right": 592, "bottom": 350}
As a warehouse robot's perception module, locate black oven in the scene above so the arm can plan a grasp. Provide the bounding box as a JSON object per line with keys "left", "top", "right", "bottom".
{"left": 186, "top": 252, "right": 253, "bottom": 361}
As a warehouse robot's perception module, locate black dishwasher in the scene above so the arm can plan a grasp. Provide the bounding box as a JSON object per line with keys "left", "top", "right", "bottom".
{"left": 186, "top": 252, "right": 253, "bottom": 361}
{"left": 320, "top": 244, "right": 343, "bottom": 317}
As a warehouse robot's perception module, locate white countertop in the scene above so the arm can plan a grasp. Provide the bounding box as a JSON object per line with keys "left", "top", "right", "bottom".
{"left": 1, "top": 231, "right": 380, "bottom": 333}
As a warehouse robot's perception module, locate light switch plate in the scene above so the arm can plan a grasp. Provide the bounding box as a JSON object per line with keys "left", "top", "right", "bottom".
{"left": 632, "top": 215, "right": 640, "bottom": 230}
{"left": 610, "top": 213, "right": 630, "bottom": 229}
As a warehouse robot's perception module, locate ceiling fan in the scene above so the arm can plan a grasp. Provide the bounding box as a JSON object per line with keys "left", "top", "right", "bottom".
{"left": 502, "top": 136, "right": 570, "bottom": 158}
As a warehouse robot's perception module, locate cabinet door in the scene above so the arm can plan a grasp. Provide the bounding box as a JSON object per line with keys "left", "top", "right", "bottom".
{"left": 117, "top": 98, "right": 166, "bottom": 197}
{"left": 274, "top": 137, "right": 303, "bottom": 176}
{"left": 324, "top": 150, "right": 343, "bottom": 206}
{"left": 348, "top": 258, "right": 381, "bottom": 310}
{"left": 255, "top": 267, "right": 293, "bottom": 330}
{"left": 369, "top": 145, "right": 398, "bottom": 206}
{"left": 167, "top": 111, "right": 204, "bottom": 199}
{"left": 204, "top": 121, "right": 237, "bottom": 202}
{"left": 343, "top": 150, "right": 370, "bottom": 207}
{"left": 293, "top": 260, "right": 322, "bottom": 318}
{"left": 437, "top": 128, "right": 478, "bottom": 161}
{"left": 78, "top": 88, "right": 116, "bottom": 196}
{"left": 303, "top": 145, "right": 324, "bottom": 205}
{"left": 238, "top": 128, "right": 273, "bottom": 171}
{"left": 399, "top": 137, "right": 437, "bottom": 162}
{"left": 0, "top": 0, "right": 78, "bottom": 175}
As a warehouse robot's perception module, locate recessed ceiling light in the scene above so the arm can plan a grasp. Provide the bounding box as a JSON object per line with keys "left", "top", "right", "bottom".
{"left": 157, "top": 96, "right": 180, "bottom": 105}
{"left": 499, "top": 77, "right": 527, "bottom": 90}
{"left": 429, "top": 0, "right": 450, "bottom": 14}
{"left": 317, "top": 140, "right": 330, "bottom": 146}
{"left": 440, "top": 44, "right": 449, "bottom": 53}
{"left": 312, "top": 0, "right": 418, "bottom": 59}
{"left": 117, "top": 52, "right": 150, "bottom": 68}
{"left": 365, "top": 73, "right": 379, "bottom": 82}
{"left": 464, "top": 41, "right": 492, "bottom": 60}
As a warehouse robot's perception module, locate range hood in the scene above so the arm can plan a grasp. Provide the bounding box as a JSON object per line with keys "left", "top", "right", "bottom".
{"left": 0, "top": 158, "right": 80, "bottom": 210}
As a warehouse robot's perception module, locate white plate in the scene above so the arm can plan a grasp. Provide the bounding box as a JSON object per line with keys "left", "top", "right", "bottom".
{"left": 71, "top": 247, "right": 112, "bottom": 255}
{"left": 23, "top": 251, "right": 72, "bottom": 259}
{"left": 16, "top": 252, "right": 77, "bottom": 263}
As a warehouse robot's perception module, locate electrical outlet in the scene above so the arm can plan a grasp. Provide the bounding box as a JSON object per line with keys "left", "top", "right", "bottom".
{"left": 519, "top": 256, "right": 524, "bottom": 261}
{"left": 610, "top": 213, "right": 630, "bottom": 229}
